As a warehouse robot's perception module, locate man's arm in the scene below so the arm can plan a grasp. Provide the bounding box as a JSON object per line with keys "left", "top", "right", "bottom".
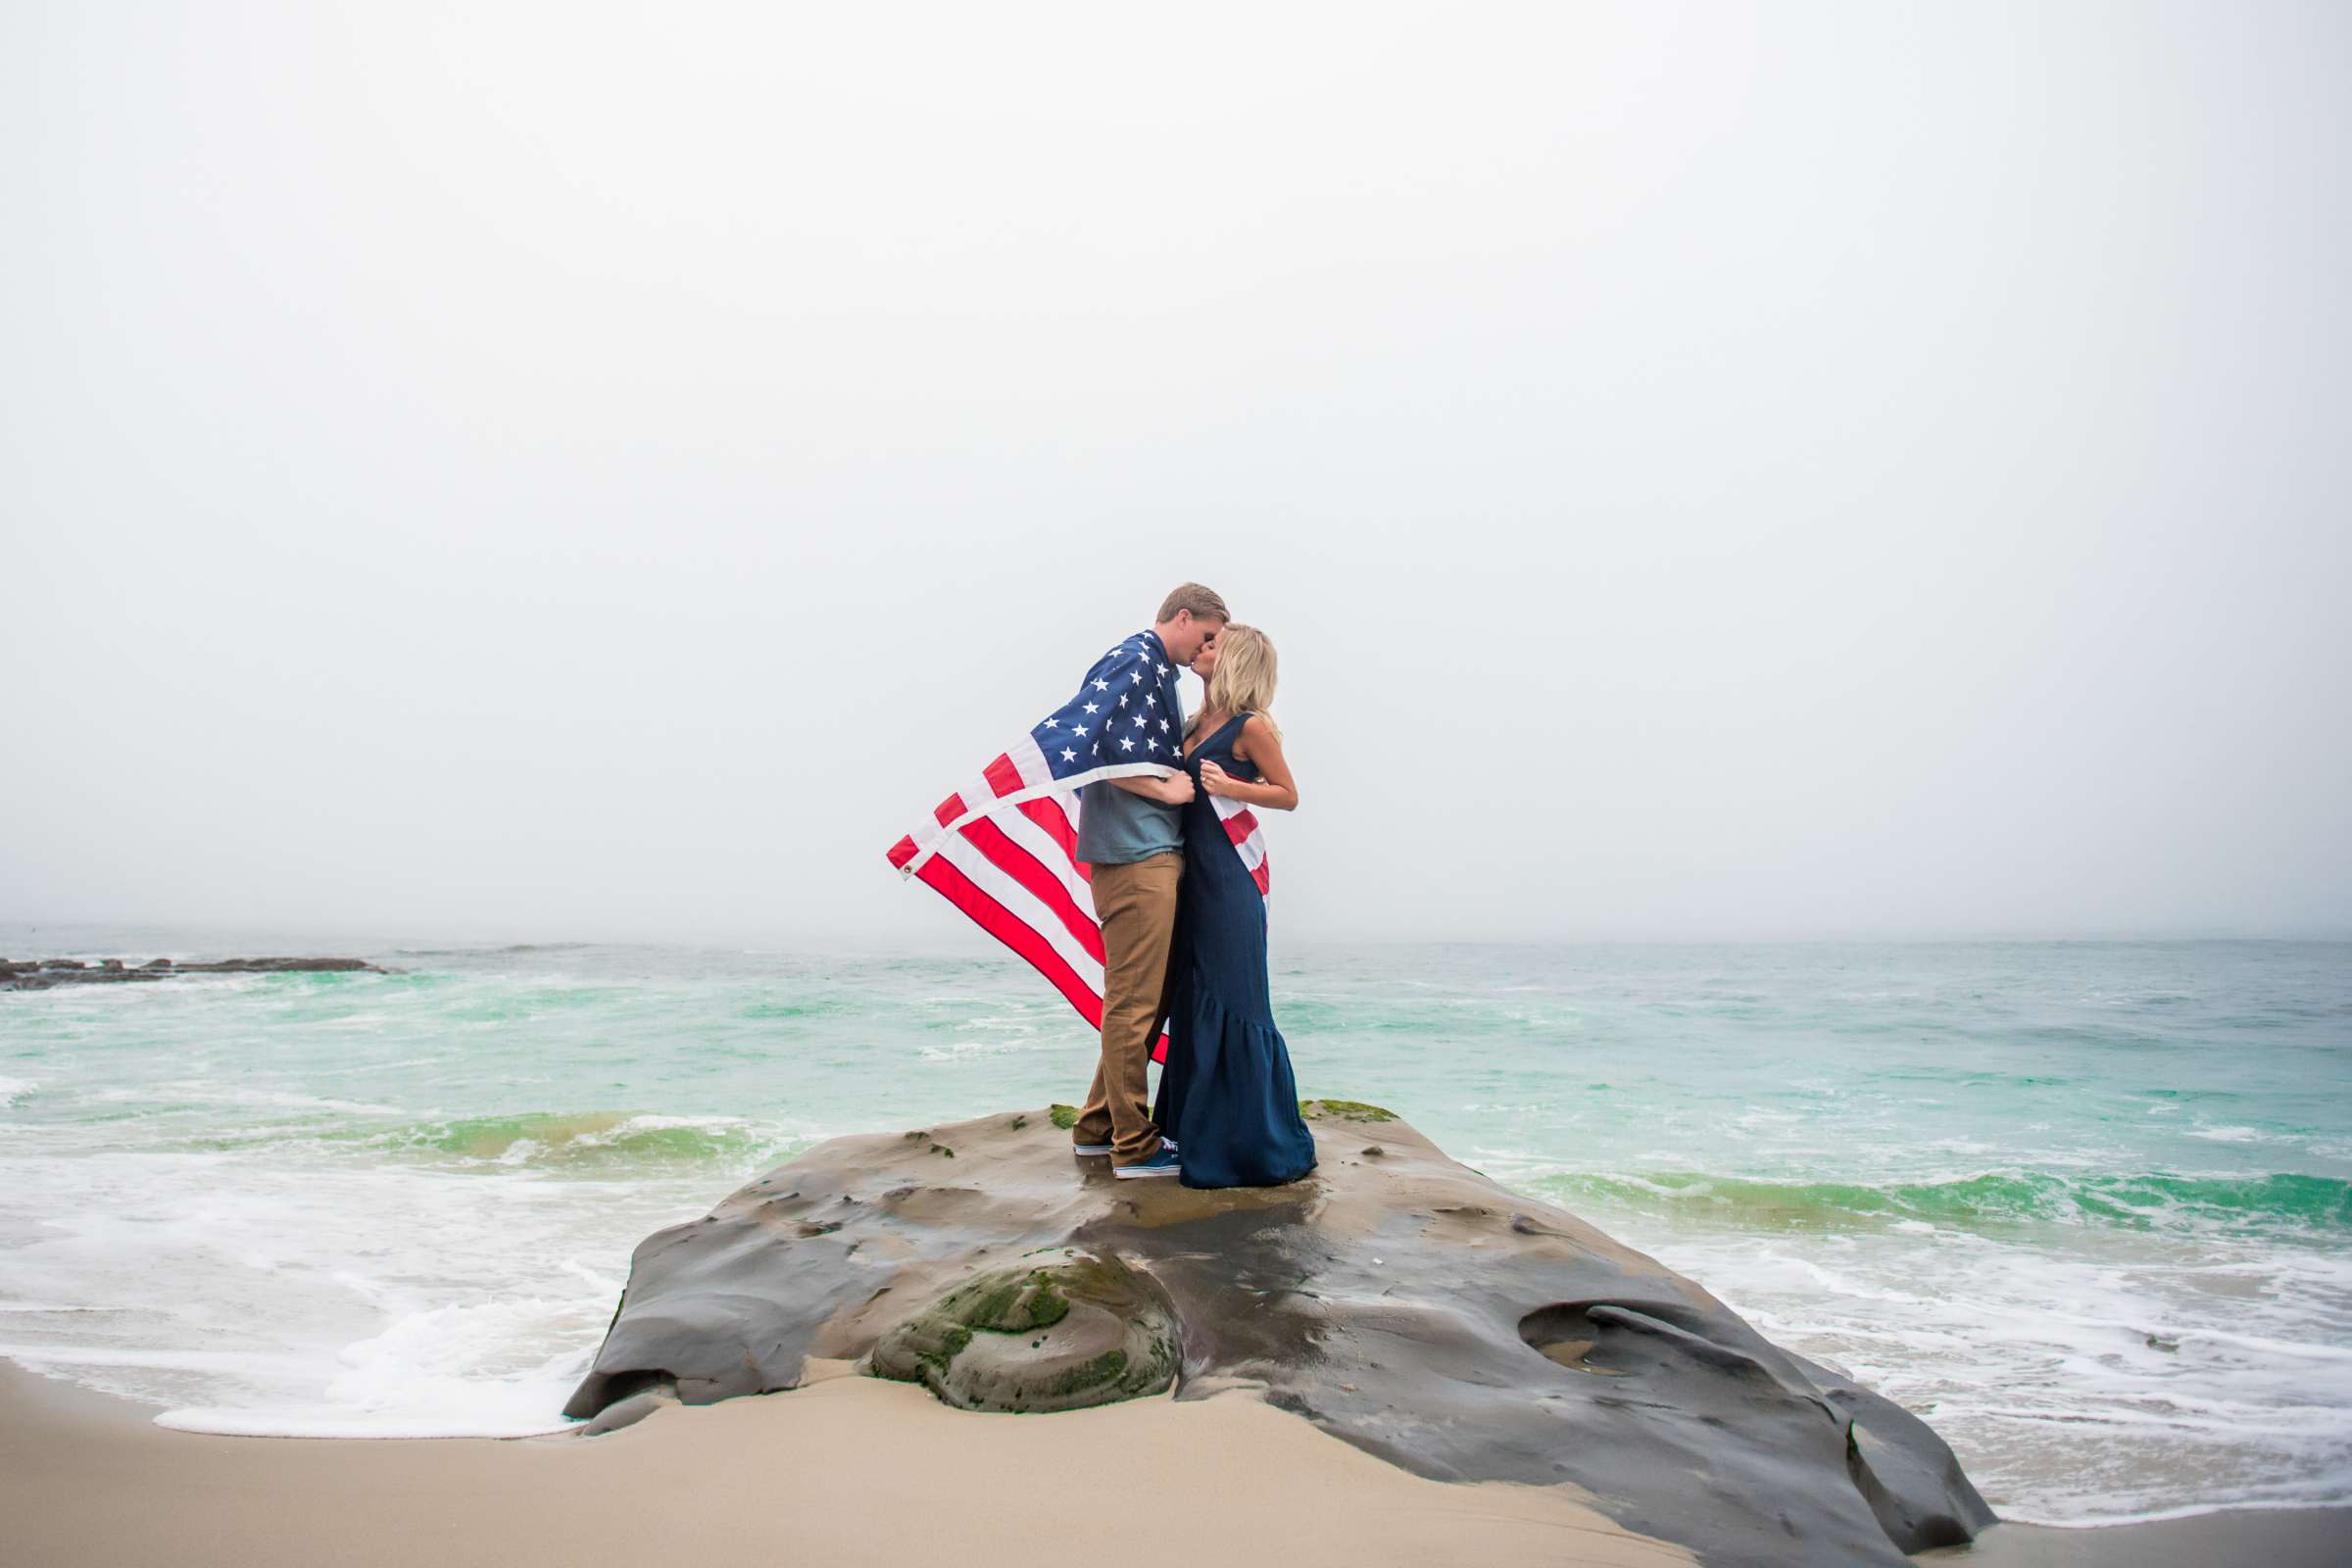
{"left": 1110, "top": 772, "right": 1194, "bottom": 806}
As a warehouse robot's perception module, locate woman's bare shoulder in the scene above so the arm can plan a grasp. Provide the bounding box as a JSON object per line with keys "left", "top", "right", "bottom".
{"left": 1235, "top": 712, "right": 1283, "bottom": 755}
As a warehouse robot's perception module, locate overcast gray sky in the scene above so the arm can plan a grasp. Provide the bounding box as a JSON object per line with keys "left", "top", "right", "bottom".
{"left": 4, "top": 2, "right": 2346, "bottom": 948}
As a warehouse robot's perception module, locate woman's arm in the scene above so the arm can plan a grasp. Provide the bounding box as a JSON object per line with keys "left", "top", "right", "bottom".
{"left": 1200, "top": 716, "right": 1298, "bottom": 810}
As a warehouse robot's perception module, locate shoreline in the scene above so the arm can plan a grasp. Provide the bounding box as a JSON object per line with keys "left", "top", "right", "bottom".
{"left": 8, "top": 1356, "right": 2346, "bottom": 1567}
{"left": 4, "top": 939, "right": 2341, "bottom": 1531}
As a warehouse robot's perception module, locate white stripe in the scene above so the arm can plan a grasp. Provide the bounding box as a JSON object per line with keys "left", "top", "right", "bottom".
{"left": 993, "top": 796, "right": 1095, "bottom": 911}
{"left": 895, "top": 768, "right": 1028, "bottom": 870}
{"left": 1212, "top": 796, "right": 1268, "bottom": 870}
{"left": 900, "top": 760, "right": 1173, "bottom": 875}
{"left": 1210, "top": 795, "right": 1271, "bottom": 892}
{"left": 932, "top": 832, "right": 1105, "bottom": 996}
{"left": 1006, "top": 734, "right": 1055, "bottom": 789}
{"left": 1232, "top": 833, "right": 1266, "bottom": 873}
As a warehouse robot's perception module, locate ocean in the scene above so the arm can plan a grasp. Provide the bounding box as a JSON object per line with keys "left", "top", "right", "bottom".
{"left": 1, "top": 925, "right": 2345, "bottom": 1526}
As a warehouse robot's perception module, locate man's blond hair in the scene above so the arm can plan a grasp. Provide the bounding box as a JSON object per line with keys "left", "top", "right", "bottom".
{"left": 1156, "top": 582, "right": 1229, "bottom": 624}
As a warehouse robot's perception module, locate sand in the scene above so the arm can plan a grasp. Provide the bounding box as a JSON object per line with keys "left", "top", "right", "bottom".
{"left": 0, "top": 1356, "right": 1688, "bottom": 1568}
{"left": 1916, "top": 1507, "right": 2352, "bottom": 1568}
{"left": 8, "top": 1357, "right": 2348, "bottom": 1566}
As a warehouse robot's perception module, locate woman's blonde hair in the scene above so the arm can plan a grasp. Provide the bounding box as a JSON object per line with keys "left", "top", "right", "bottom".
{"left": 1188, "top": 623, "right": 1282, "bottom": 739}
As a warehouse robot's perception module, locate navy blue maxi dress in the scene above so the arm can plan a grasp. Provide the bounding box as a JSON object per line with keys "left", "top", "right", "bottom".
{"left": 1151, "top": 712, "right": 1317, "bottom": 1189}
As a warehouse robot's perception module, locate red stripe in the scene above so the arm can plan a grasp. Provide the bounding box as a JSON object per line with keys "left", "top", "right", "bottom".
{"left": 1221, "top": 808, "right": 1259, "bottom": 847}
{"left": 1250, "top": 858, "right": 1271, "bottom": 897}
{"left": 910, "top": 836, "right": 1169, "bottom": 1064}
{"left": 983, "top": 754, "right": 1023, "bottom": 798}
{"left": 934, "top": 792, "right": 968, "bottom": 828}
{"left": 913, "top": 853, "right": 1104, "bottom": 1032}
{"left": 886, "top": 835, "right": 918, "bottom": 870}
{"left": 961, "top": 816, "right": 1106, "bottom": 965}
{"left": 1018, "top": 797, "right": 1088, "bottom": 882}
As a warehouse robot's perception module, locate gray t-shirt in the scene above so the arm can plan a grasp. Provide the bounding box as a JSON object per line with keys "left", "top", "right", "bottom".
{"left": 1074, "top": 776, "right": 1183, "bottom": 865}
{"left": 1066, "top": 628, "right": 1188, "bottom": 865}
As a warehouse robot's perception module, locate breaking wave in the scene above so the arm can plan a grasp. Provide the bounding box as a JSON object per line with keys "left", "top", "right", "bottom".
{"left": 361, "top": 1110, "right": 801, "bottom": 1170}
{"left": 1538, "top": 1168, "right": 2352, "bottom": 1235}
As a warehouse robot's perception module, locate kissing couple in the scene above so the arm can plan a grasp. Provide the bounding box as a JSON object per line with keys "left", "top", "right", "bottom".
{"left": 886, "top": 582, "right": 1316, "bottom": 1191}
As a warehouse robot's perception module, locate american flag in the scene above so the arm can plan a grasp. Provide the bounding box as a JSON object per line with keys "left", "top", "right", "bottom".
{"left": 885, "top": 630, "right": 1270, "bottom": 1053}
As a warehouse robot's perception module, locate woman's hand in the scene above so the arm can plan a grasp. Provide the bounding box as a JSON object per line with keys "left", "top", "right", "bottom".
{"left": 1199, "top": 760, "right": 1236, "bottom": 797}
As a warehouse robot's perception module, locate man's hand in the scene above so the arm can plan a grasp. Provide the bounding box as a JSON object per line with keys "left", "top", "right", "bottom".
{"left": 1109, "top": 771, "right": 1195, "bottom": 806}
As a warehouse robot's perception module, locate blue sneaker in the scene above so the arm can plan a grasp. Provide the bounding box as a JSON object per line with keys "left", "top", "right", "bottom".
{"left": 1113, "top": 1143, "right": 1182, "bottom": 1180}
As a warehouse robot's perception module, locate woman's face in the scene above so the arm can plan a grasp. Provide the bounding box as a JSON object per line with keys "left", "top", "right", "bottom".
{"left": 1190, "top": 633, "right": 1220, "bottom": 681}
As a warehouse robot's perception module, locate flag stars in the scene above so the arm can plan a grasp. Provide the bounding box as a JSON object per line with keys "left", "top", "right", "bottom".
{"left": 1158, "top": 718, "right": 1170, "bottom": 732}
{"left": 1060, "top": 748, "right": 1076, "bottom": 762}
{"left": 1120, "top": 737, "right": 1135, "bottom": 752}
{"left": 1093, "top": 679, "right": 1109, "bottom": 692}
{"left": 1132, "top": 714, "right": 1147, "bottom": 727}
{"left": 1130, "top": 671, "right": 1144, "bottom": 685}
{"left": 1145, "top": 694, "right": 1156, "bottom": 708}
{"left": 1083, "top": 702, "right": 1099, "bottom": 714}
{"left": 1118, "top": 694, "right": 1129, "bottom": 708}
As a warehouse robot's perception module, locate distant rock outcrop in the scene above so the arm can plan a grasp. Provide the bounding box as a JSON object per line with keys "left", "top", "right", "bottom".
{"left": 0, "top": 956, "right": 389, "bottom": 991}
{"left": 564, "top": 1102, "right": 1996, "bottom": 1568}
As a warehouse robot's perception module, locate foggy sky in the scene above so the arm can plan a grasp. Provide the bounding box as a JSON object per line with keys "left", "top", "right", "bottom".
{"left": 4, "top": 2, "right": 2347, "bottom": 948}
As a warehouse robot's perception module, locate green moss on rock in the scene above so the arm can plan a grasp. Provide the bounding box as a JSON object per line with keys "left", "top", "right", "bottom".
{"left": 1049, "top": 1103, "right": 1080, "bottom": 1130}
{"left": 1298, "top": 1099, "right": 1397, "bottom": 1123}
{"left": 962, "top": 1271, "right": 1072, "bottom": 1334}
{"left": 866, "top": 1252, "right": 1176, "bottom": 1414}
{"left": 1039, "top": 1348, "right": 1128, "bottom": 1399}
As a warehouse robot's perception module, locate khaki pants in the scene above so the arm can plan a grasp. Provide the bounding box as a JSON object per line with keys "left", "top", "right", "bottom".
{"left": 1074, "top": 852, "right": 1183, "bottom": 1164}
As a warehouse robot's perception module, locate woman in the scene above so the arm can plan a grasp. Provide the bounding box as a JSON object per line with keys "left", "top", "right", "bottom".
{"left": 1152, "top": 624, "right": 1317, "bottom": 1189}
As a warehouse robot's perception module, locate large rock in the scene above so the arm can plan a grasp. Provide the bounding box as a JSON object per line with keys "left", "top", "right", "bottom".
{"left": 564, "top": 1105, "right": 1996, "bottom": 1567}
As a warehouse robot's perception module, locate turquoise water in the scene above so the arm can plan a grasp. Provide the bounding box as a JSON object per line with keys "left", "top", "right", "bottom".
{"left": 2, "top": 926, "right": 2347, "bottom": 1522}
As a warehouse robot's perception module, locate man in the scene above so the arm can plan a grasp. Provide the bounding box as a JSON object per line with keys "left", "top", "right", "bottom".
{"left": 1069, "top": 582, "right": 1228, "bottom": 1178}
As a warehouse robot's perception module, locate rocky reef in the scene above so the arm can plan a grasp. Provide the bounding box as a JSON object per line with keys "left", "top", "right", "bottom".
{"left": 0, "top": 956, "right": 388, "bottom": 991}
{"left": 564, "top": 1103, "right": 1996, "bottom": 1567}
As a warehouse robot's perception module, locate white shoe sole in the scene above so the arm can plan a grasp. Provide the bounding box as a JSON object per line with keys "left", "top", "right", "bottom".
{"left": 1072, "top": 1144, "right": 1112, "bottom": 1156}
{"left": 1114, "top": 1163, "right": 1181, "bottom": 1179}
